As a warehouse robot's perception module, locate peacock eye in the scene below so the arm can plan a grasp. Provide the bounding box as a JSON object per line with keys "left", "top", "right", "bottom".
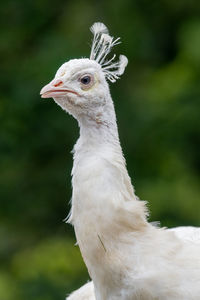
{"left": 80, "top": 75, "right": 91, "bottom": 85}
{"left": 79, "top": 74, "right": 94, "bottom": 90}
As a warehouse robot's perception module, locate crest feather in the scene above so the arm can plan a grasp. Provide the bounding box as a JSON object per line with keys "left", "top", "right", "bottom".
{"left": 118, "top": 55, "right": 128, "bottom": 75}
{"left": 90, "top": 22, "right": 108, "bottom": 35}
{"left": 89, "top": 22, "right": 128, "bottom": 83}
{"left": 103, "top": 55, "right": 128, "bottom": 83}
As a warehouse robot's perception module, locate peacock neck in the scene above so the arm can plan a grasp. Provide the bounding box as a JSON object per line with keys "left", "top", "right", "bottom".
{"left": 76, "top": 98, "right": 122, "bottom": 152}
{"left": 70, "top": 98, "right": 149, "bottom": 290}
{"left": 71, "top": 97, "right": 148, "bottom": 231}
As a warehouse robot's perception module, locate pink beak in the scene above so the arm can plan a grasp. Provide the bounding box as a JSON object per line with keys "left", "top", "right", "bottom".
{"left": 40, "top": 79, "right": 79, "bottom": 98}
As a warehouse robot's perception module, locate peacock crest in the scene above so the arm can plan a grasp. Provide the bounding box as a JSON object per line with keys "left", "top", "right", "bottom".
{"left": 89, "top": 22, "right": 128, "bottom": 83}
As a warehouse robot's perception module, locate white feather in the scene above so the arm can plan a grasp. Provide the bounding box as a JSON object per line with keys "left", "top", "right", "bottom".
{"left": 117, "top": 55, "right": 128, "bottom": 75}
{"left": 67, "top": 281, "right": 94, "bottom": 300}
{"left": 89, "top": 22, "right": 128, "bottom": 82}
{"left": 90, "top": 22, "right": 108, "bottom": 35}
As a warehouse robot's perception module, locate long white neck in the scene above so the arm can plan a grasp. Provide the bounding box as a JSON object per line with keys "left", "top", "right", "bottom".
{"left": 69, "top": 92, "right": 148, "bottom": 231}
{"left": 68, "top": 94, "right": 149, "bottom": 295}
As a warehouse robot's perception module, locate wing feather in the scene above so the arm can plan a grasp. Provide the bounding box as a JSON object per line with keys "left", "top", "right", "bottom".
{"left": 168, "top": 226, "right": 200, "bottom": 244}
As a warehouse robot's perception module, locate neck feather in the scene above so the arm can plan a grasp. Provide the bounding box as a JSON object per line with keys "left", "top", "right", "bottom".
{"left": 70, "top": 96, "right": 148, "bottom": 230}
{"left": 78, "top": 98, "right": 119, "bottom": 144}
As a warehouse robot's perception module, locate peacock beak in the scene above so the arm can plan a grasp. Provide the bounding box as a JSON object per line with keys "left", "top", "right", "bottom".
{"left": 40, "top": 79, "right": 79, "bottom": 98}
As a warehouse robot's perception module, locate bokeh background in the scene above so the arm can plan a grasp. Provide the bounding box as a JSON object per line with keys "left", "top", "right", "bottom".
{"left": 1, "top": 0, "right": 200, "bottom": 299}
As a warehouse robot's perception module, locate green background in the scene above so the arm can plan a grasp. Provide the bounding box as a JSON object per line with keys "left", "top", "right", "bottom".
{"left": 1, "top": 0, "right": 200, "bottom": 299}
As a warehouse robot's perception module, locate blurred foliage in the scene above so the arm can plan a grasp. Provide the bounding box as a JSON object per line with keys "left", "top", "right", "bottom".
{"left": 1, "top": 0, "right": 200, "bottom": 299}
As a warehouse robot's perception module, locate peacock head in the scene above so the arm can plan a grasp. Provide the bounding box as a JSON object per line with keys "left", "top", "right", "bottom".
{"left": 40, "top": 23, "right": 128, "bottom": 120}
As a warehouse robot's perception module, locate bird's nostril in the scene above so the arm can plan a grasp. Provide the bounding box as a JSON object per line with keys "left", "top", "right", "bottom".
{"left": 54, "top": 80, "right": 63, "bottom": 87}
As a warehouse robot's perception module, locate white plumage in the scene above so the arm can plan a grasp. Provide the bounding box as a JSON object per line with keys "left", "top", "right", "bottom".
{"left": 40, "top": 23, "right": 200, "bottom": 300}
